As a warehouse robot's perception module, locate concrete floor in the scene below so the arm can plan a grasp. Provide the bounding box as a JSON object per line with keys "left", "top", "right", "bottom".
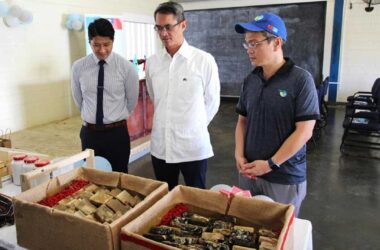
{"left": 10, "top": 101, "right": 380, "bottom": 250}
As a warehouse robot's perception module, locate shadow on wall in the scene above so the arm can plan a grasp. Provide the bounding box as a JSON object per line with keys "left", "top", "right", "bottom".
{"left": 65, "top": 13, "right": 86, "bottom": 117}
{"left": 18, "top": 81, "right": 73, "bottom": 129}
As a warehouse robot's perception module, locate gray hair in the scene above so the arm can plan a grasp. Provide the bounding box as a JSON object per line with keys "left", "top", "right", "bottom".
{"left": 154, "top": 1, "right": 185, "bottom": 22}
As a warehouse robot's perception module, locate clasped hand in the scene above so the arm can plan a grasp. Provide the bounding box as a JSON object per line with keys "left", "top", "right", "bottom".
{"left": 236, "top": 158, "right": 271, "bottom": 179}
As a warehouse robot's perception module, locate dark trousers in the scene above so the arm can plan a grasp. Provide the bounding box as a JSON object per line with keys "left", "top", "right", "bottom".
{"left": 151, "top": 155, "right": 208, "bottom": 190}
{"left": 80, "top": 126, "right": 130, "bottom": 173}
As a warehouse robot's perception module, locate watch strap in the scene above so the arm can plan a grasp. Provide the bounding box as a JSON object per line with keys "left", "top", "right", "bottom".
{"left": 268, "top": 158, "right": 280, "bottom": 170}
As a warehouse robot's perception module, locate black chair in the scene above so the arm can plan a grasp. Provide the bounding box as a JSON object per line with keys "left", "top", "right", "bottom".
{"left": 340, "top": 79, "right": 380, "bottom": 158}
{"left": 345, "top": 78, "right": 380, "bottom": 117}
{"left": 317, "top": 76, "right": 330, "bottom": 129}
{"left": 309, "top": 77, "right": 330, "bottom": 147}
{"left": 346, "top": 78, "right": 380, "bottom": 103}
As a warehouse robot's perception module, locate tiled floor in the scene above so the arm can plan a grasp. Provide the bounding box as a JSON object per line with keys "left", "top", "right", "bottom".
{"left": 4, "top": 101, "right": 380, "bottom": 249}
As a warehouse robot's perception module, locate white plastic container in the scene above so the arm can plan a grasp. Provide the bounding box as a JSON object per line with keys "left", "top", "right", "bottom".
{"left": 11, "top": 154, "right": 28, "bottom": 186}
{"left": 22, "top": 156, "right": 39, "bottom": 174}
{"left": 31, "top": 160, "right": 51, "bottom": 187}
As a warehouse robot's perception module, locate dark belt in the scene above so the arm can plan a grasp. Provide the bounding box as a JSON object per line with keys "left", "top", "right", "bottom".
{"left": 83, "top": 120, "right": 126, "bottom": 131}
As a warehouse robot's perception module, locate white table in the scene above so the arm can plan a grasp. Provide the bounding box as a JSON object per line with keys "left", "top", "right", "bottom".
{"left": 284, "top": 218, "right": 313, "bottom": 250}
{"left": 0, "top": 178, "right": 25, "bottom": 249}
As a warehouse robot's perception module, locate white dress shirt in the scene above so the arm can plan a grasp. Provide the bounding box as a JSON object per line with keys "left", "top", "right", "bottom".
{"left": 146, "top": 40, "right": 220, "bottom": 163}
{"left": 71, "top": 52, "right": 139, "bottom": 124}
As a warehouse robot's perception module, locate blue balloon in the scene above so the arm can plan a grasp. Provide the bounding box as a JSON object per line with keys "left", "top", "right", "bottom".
{"left": 0, "top": 1, "right": 9, "bottom": 17}
{"left": 68, "top": 13, "right": 81, "bottom": 22}
{"left": 66, "top": 19, "right": 73, "bottom": 29}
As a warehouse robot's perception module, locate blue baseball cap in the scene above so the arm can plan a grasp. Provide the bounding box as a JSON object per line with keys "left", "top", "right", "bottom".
{"left": 235, "top": 13, "right": 287, "bottom": 42}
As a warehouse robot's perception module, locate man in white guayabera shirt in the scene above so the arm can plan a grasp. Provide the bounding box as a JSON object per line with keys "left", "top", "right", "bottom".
{"left": 146, "top": 1, "right": 220, "bottom": 190}
{"left": 71, "top": 18, "right": 138, "bottom": 173}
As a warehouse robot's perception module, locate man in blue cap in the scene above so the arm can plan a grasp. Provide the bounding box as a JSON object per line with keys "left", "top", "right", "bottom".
{"left": 234, "top": 13, "right": 320, "bottom": 216}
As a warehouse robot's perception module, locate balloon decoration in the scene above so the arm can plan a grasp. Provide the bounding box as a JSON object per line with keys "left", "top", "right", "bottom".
{"left": 66, "top": 14, "right": 84, "bottom": 31}
{"left": 4, "top": 15, "right": 20, "bottom": 27}
{"left": 9, "top": 5, "right": 22, "bottom": 18}
{"left": 0, "top": 1, "right": 34, "bottom": 27}
{"left": 0, "top": 1, "right": 9, "bottom": 17}
{"left": 19, "top": 10, "right": 33, "bottom": 24}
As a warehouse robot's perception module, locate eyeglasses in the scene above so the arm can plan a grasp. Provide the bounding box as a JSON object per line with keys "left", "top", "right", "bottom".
{"left": 154, "top": 21, "right": 183, "bottom": 33}
{"left": 242, "top": 37, "right": 272, "bottom": 50}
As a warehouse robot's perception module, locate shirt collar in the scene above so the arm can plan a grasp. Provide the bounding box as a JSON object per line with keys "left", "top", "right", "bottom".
{"left": 92, "top": 52, "right": 114, "bottom": 65}
{"left": 253, "top": 57, "right": 295, "bottom": 78}
{"left": 160, "top": 40, "right": 191, "bottom": 60}
{"left": 176, "top": 40, "right": 191, "bottom": 59}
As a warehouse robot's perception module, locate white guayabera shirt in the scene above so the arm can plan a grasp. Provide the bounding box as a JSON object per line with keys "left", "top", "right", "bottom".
{"left": 146, "top": 40, "right": 220, "bottom": 163}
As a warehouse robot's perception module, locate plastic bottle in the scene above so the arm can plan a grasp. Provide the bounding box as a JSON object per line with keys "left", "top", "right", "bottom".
{"left": 31, "top": 160, "right": 51, "bottom": 187}
{"left": 11, "top": 154, "right": 28, "bottom": 186}
{"left": 22, "top": 156, "right": 39, "bottom": 174}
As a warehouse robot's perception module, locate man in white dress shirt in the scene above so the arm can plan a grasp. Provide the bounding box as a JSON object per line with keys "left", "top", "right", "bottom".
{"left": 146, "top": 1, "right": 220, "bottom": 190}
{"left": 71, "top": 18, "right": 139, "bottom": 173}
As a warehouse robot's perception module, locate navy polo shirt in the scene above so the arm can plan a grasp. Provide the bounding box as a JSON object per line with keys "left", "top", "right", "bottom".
{"left": 236, "top": 58, "right": 320, "bottom": 184}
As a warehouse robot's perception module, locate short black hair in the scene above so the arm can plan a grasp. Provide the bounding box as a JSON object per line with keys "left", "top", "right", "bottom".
{"left": 154, "top": 1, "right": 185, "bottom": 22}
{"left": 88, "top": 18, "right": 115, "bottom": 41}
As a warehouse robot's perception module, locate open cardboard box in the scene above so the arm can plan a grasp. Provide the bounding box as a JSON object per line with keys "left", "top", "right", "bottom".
{"left": 13, "top": 150, "right": 168, "bottom": 250}
{"left": 121, "top": 185, "right": 294, "bottom": 250}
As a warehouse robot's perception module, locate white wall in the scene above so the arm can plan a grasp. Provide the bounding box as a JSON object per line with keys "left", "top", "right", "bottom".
{"left": 180, "top": 0, "right": 380, "bottom": 102}
{"left": 0, "top": 0, "right": 161, "bottom": 132}
{"left": 338, "top": 0, "right": 380, "bottom": 102}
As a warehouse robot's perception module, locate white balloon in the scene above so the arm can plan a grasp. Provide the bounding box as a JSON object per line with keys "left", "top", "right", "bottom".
{"left": 72, "top": 19, "right": 83, "bottom": 31}
{"left": 210, "top": 184, "right": 232, "bottom": 192}
{"left": 19, "top": 10, "right": 33, "bottom": 24}
{"left": 9, "top": 5, "right": 22, "bottom": 18}
{"left": 0, "top": 1, "right": 9, "bottom": 17}
{"left": 3, "top": 15, "right": 20, "bottom": 27}
{"left": 254, "top": 195, "right": 274, "bottom": 202}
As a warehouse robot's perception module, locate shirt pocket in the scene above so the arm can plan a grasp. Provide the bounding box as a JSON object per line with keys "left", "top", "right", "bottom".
{"left": 178, "top": 74, "right": 204, "bottom": 103}
{"left": 80, "top": 71, "right": 98, "bottom": 95}
{"left": 149, "top": 70, "right": 168, "bottom": 101}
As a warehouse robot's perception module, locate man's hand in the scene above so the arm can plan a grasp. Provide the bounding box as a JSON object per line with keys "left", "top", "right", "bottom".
{"left": 240, "top": 160, "right": 271, "bottom": 178}
{"left": 235, "top": 156, "right": 248, "bottom": 172}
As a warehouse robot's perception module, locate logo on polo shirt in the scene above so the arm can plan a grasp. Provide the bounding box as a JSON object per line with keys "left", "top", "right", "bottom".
{"left": 278, "top": 89, "right": 287, "bottom": 97}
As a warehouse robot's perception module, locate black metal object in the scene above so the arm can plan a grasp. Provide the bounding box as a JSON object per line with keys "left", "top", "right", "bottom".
{"left": 0, "top": 194, "right": 14, "bottom": 227}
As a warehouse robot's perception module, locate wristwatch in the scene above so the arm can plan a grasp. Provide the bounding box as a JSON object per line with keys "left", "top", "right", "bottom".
{"left": 268, "top": 158, "right": 280, "bottom": 171}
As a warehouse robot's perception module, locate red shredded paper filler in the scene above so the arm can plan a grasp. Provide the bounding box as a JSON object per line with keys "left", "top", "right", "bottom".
{"left": 38, "top": 179, "right": 89, "bottom": 207}
{"left": 159, "top": 203, "right": 188, "bottom": 226}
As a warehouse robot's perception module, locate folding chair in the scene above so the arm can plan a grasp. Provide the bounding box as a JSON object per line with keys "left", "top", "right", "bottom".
{"left": 340, "top": 81, "right": 380, "bottom": 158}
{"left": 345, "top": 78, "right": 380, "bottom": 117}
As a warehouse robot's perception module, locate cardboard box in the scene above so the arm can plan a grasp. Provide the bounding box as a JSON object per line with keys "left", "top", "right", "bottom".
{"left": 13, "top": 167, "right": 168, "bottom": 250}
{"left": 121, "top": 185, "right": 294, "bottom": 250}
{"left": 0, "top": 161, "right": 7, "bottom": 178}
